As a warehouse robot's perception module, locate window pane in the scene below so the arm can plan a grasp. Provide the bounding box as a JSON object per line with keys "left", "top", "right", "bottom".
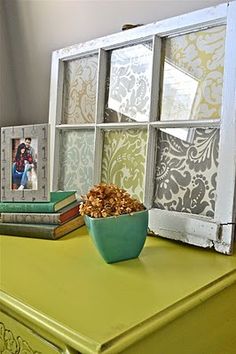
{"left": 58, "top": 130, "right": 95, "bottom": 196}
{"left": 101, "top": 129, "right": 147, "bottom": 201}
{"left": 62, "top": 55, "right": 98, "bottom": 124}
{"left": 154, "top": 128, "right": 219, "bottom": 218}
{"left": 160, "top": 25, "right": 226, "bottom": 121}
{"left": 105, "top": 42, "right": 153, "bottom": 123}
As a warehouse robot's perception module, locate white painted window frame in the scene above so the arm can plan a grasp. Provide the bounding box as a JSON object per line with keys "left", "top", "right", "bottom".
{"left": 49, "top": 2, "right": 236, "bottom": 254}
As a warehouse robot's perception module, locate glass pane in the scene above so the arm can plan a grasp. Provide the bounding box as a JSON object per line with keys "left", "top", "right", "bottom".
{"left": 160, "top": 25, "right": 226, "bottom": 121}
{"left": 153, "top": 128, "right": 219, "bottom": 218}
{"left": 105, "top": 42, "right": 153, "bottom": 123}
{"left": 101, "top": 129, "right": 147, "bottom": 201}
{"left": 58, "top": 130, "right": 95, "bottom": 197}
{"left": 62, "top": 55, "right": 98, "bottom": 124}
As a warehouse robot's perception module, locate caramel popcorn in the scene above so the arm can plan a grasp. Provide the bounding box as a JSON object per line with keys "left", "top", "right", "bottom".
{"left": 80, "top": 183, "right": 145, "bottom": 218}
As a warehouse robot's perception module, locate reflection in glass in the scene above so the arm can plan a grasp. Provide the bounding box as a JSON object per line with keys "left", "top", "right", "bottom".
{"left": 161, "top": 60, "right": 198, "bottom": 121}
{"left": 160, "top": 126, "right": 195, "bottom": 143}
{"left": 160, "top": 25, "right": 226, "bottom": 121}
{"left": 62, "top": 55, "right": 98, "bottom": 124}
{"left": 105, "top": 42, "right": 153, "bottom": 123}
{"left": 154, "top": 128, "right": 219, "bottom": 218}
{"left": 101, "top": 129, "right": 147, "bottom": 201}
{"left": 58, "top": 130, "right": 95, "bottom": 197}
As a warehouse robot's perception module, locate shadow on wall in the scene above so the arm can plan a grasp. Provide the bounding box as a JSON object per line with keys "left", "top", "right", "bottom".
{"left": 3, "top": 0, "right": 49, "bottom": 125}
{"left": 2, "top": 0, "right": 226, "bottom": 126}
{"left": 0, "top": 1, "right": 19, "bottom": 126}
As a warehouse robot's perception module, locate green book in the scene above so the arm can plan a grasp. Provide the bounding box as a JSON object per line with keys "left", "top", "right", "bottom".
{"left": 0, "top": 191, "right": 77, "bottom": 213}
{"left": 0, "top": 215, "right": 84, "bottom": 239}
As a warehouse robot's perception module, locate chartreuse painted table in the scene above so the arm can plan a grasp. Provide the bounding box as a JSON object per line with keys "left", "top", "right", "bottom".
{"left": 0, "top": 226, "right": 236, "bottom": 354}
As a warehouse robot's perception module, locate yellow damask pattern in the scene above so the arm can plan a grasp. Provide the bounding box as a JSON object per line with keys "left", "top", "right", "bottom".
{"left": 101, "top": 129, "right": 147, "bottom": 201}
{"left": 161, "top": 25, "right": 226, "bottom": 120}
{"left": 62, "top": 55, "right": 98, "bottom": 124}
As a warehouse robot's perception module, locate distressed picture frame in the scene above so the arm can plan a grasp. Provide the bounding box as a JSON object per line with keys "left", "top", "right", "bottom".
{"left": 1, "top": 124, "right": 50, "bottom": 202}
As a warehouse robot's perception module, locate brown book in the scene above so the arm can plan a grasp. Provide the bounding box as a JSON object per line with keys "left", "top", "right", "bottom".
{"left": 0, "top": 215, "right": 84, "bottom": 239}
{"left": 1, "top": 201, "right": 81, "bottom": 225}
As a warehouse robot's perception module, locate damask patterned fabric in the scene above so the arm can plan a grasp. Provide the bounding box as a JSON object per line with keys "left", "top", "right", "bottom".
{"left": 59, "top": 26, "right": 224, "bottom": 215}
{"left": 62, "top": 55, "right": 98, "bottom": 124}
{"left": 101, "top": 129, "right": 147, "bottom": 201}
{"left": 161, "top": 25, "right": 226, "bottom": 121}
{"left": 105, "top": 42, "right": 152, "bottom": 123}
{"left": 154, "top": 128, "right": 219, "bottom": 217}
{"left": 58, "top": 130, "right": 95, "bottom": 197}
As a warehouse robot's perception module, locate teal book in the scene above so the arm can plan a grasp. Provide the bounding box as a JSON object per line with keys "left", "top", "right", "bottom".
{"left": 0, "top": 191, "right": 77, "bottom": 213}
{"left": 0, "top": 214, "right": 84, "bottom": 240}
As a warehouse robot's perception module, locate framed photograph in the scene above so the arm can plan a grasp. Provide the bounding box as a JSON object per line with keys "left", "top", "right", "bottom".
{"left": 1, "top": 124, "right": 50, "bottom": 202}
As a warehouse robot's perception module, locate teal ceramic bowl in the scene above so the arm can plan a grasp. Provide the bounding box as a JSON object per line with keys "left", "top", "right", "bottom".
{"left": 84, "top": 210, "right": 148, "bottom": 264}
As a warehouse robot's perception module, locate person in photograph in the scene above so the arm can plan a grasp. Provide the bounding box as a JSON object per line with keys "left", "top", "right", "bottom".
{"left": 24, "top": 137, "right": 37, "bottom": 189}
{"left": 12, "top": 142, "right": 34, "bottom": 190}
{"left": 25, "top": 137, "right": 36, "bottom": 163}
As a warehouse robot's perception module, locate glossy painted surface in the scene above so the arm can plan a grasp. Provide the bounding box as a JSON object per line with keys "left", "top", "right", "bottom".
{"left": 1, "top": 227, "right": 236, "bottom": 353}
{"left": 119, "top": 282, "right": 236, "bottom": 354}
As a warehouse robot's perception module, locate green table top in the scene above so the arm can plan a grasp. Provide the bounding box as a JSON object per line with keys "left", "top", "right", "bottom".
{"left": 1, "top": 226, "right": 236, "bottom": 353}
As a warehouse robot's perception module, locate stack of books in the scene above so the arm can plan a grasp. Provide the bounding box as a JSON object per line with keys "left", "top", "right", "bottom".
{"left": 0, "top": 191, "right": 84, "bottom": 239}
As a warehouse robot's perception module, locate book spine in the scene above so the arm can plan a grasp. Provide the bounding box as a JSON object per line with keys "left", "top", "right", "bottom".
{"left": 0, "top": 224, "right": 55, "bottom": 239}
{"left": 0, "top": 203, "right": 54, "bottom": 213}
{"left": 55, "top": 216, "right": 85, "bottom": 239}
{"left": 1, "top": 213, "right": 60, "bottom": 224}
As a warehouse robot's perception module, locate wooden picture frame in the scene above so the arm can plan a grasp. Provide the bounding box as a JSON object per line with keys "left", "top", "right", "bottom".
{"left": 1, "top": 124, "right": 50, "bottom": 202}
{"left": 48, "top": 2, "right": 236, "bottom": 254}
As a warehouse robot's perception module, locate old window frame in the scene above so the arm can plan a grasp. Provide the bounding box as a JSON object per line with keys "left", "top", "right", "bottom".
{"left": 49, "top": 2, "right": 236, "bottom": 254}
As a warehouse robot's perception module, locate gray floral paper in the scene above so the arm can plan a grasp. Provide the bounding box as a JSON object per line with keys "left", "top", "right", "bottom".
{"left": 154, "top": 128, "right": 219, "bottom": 218}
{"left": 58, "top": 130, "right": 94, "bottom": 197}
{"left": 105, "top": 42, "right": 152, "bottom": 123}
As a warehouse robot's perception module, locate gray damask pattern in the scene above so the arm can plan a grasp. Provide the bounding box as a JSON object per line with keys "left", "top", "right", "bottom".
{"left": 58, "top": 130, "right": 95, "bottom": 197}
{"left": 105, "top": 42, "right": 152, "bottom": 123}
{"left": 153, "top": 128, "right": 219, "bottom": 218}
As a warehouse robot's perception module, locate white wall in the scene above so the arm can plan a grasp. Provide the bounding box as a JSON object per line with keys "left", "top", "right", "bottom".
{"left": 3, "top": 0, "right": 227, "bottom": 125}
{"left": 0, "top": 0, "right": 19, "bottom": 126}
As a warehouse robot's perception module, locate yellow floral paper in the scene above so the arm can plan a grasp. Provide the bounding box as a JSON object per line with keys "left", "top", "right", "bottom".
{"left": 161, "top": 25, "right": 226, "bottom": 120}
{"left": 62, "top": 55, "right": 98, "bottom": 124}
{"left": 101, "top": 129, "right": 147, "bottom": 201}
